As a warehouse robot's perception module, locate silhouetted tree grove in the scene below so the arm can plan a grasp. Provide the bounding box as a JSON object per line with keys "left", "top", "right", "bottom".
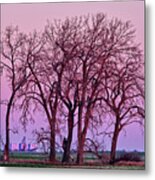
{"left": 1, "top": 13, "right": 144, "bottom": 164}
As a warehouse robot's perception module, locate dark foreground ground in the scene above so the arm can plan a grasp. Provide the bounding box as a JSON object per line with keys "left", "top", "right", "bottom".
{"left": 0, "top": 151, "right": 145, "bottom": 170}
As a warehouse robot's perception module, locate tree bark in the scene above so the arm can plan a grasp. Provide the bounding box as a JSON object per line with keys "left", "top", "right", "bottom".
{"left": 49, "top": 94, "right": 58, "bottom": 162}
{"left": 76, "top": 103, "right": 83, "bottom": 164}
{"left": 110, "top": 118, "right": 120, "bottom": 164}
{"left": 62, "top": 110, "right": 74, "bottom": 163}
{"left": 49, "top": 124, "right": 56, "bottom": 162}
{"left": 76, "top": 107, "right": 91, "bottom": 164}
{"left": 3, "top": 93, "right": 15, "bottom": 161}
{"left": 76, "top": 134, "right": 85, "bottom": 164}
{"left": 76, "top": 61, "right": 87, "bottom": 164}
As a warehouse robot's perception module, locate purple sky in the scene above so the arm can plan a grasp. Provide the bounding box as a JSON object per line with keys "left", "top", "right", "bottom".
{"left": 0, "top": 1, "right": 144, "bottom": 151}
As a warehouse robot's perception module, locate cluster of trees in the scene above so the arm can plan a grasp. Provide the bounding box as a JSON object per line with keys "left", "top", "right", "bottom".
{"left": 0, "top": 13, "right": 144, "bottom": 164}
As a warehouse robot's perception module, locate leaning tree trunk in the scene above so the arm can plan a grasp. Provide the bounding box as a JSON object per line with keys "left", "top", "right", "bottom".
{"left": 3, "top": 93, "right": 15, "bottom": 161}
{"left": 62, "top": 111, "right": 74, "bottom": 163}
{"left": 110, "top": 118, "right": 120, "bottom": 164}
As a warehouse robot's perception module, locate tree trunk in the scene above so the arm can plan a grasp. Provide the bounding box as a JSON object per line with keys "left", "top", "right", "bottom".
{"left": 76, "top": 103, "right": 83, "bottom": 164}
{"left": 49, "top": 93, "right": 58, "bottom": 162}
{"left": 49, "top": 125, "right": 56, "bottom": 162}
{"left": 3, "top": 93, "right": 15, "bottom": 161}
{"left": 76, "top": 134, "right": 85, "bottom": 164}
{"left": 76, "top": 62, "right": 87, "bottom": 164}
{"left": 62, "top": 111, "right": 74, "bottom": 163}
{"left": 110, "top": 120, "right": 120, "bottom": 164}
{"left": 76, "top": 107, "right": 91, "bottom": 164}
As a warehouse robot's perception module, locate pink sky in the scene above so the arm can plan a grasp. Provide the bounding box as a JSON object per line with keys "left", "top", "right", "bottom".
{"left": 1, "top": 1, "right": 144, "bottom": 48}
{"left": 0, "top": 1, "right": 144, "bottom": 151}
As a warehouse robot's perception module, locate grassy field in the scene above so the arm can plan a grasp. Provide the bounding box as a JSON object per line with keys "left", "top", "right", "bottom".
{"left": 0, "top": 151, "right": 145, "bottom": 170}
{"left": 0, "top": 162, "right": 145, "bottom": 170}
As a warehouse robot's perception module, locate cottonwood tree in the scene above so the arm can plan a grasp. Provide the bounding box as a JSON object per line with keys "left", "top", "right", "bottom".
{"left": 1, "top": 13, "right": 144, "bottom": 165}
{"left": 75, "top": 14, "right": 110, "bottom": 164}
{"left": 76, "top": 16, "right": 144, "bottom": 164}
{"left": 44, "top": 17, "right": 83, "bottom": 163}
{"left": 74, "top": 14, "right": 144, "bottom": 165}
{"left": 1, "top": 26, "right": 31, "bottom": 161}
{"left": 45, "top": 14, "right": 112, "bottom": 163}
{"left": 101, "top": 49, "right": 144, "bottom": 164}
{"left": 17, "top": 31, "right": 61, "bottom": 161}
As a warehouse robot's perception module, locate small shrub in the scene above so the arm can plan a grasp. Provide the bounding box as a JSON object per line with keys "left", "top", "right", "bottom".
{"left": 117, "top": 152, "right": 142, "bottom": 162}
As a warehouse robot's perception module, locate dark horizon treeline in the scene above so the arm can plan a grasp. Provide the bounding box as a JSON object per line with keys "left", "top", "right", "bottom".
{"left": 0, "top": 13, "right": 144, "bottom": 165}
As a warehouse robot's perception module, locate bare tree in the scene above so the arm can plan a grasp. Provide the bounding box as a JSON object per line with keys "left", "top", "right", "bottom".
{"left": 45, "top": 15, "right": 109, "bottom": 163}
{"left": 44, "top": 17, "right": 82, "bottom": 163}
{"left": 1, "top": 13, "right": 144, "bottom": 166}
{"left": 75, "top": 15, "right": 144, "bottom": 164}
{"left": 33, "top": 127, "right": 60, "bottom": 155}
{"left": 1, "top": 26, "right": 31, "bottom": 161}
{"left": 75, "top": 14, "right": 110, "bottom": 164}
{"left": 84, "top": 138, "right": 109, "bottom": 165}
{"left": 16, "top": 31, "right": 60, "bottom": 161}
{"left": 101, "top": 50, "right": 144, "bottom": 164}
